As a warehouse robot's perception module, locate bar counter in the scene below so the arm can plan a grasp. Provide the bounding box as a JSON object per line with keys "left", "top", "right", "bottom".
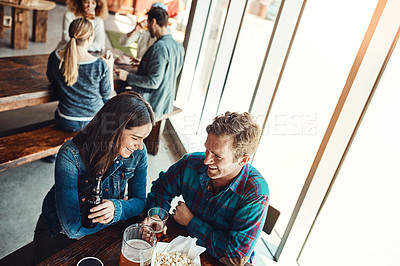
{"left": 38, "top": 216, "right": 225, "bottom": 266}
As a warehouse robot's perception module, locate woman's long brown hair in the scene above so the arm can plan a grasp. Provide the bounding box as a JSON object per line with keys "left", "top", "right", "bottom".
{"left": 73, "top": 91, "right": 155, "bottom": 180}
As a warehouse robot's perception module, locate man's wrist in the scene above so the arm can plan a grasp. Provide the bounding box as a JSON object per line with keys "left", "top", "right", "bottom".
{"left": 186, "top": 215, "right": 195, "bottom": 229}
{"left": 139, "top": 209, "right": 147, "bottom": 221}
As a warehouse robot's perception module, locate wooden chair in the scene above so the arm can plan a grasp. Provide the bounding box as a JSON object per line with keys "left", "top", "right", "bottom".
{"left": 263, "top": 205, "right": 280, "bottom": 235}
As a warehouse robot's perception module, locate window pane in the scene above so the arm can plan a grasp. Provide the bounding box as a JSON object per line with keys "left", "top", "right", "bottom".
{"left": 172, "top": 0, "right": 230, "bottom": 152}
{"left": 217, "top": 0, "right": 282, "bottom": 113}
{"left": 188, "top": 0, "right": 229, "bottom": 116}
{"left": 252, "top": 0, "right": 378, "bottom": 248}
{"left": 298, "top": 36, "right": 400, "bottom": 266}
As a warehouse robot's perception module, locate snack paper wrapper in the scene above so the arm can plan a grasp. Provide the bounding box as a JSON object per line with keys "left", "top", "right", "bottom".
{"left": 158, "top": 236, "right": 206, "bottom": 263}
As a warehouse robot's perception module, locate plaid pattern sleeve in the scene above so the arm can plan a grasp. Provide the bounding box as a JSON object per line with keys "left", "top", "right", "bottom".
{"left": 146, "top": 153, "right": 192, "bottom": 211}
{"left": 146, "top": 152, "right": 270, "bottom": 263}
{"left": 187, "top": 164, "right": 269, "bottom": 263}
{"left": 188, "top": 193, "right": 269, "bottom": 263}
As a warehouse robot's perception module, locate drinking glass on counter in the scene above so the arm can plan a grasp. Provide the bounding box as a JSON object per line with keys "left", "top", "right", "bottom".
{"left": 147, "top": 207, "right": 169, "bottom": 241}
{"left": 119, "top": 224, "right": 157, "bottom": 266}
{"left": 77, "top": 256, "right": 103, "bottom": 266}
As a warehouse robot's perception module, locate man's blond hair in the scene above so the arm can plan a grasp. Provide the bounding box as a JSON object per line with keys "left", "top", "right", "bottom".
{"left": 206, "top": 111, "right": 261, "bottom": 160}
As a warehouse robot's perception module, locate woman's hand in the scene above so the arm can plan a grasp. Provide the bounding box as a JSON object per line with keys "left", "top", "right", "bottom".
{"left": 88, "top": 199, "right": 115, "bottom": 224}
{"left": 127, "top": 20, "right": 146, "bottom": 37}
{"left": 101, "top": 51, "right": 115, "bottom": 68}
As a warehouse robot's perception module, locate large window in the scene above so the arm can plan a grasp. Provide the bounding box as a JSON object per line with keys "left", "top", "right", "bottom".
{"left": 252, "top": 0, "right": 379, "bottom": 253}
{"left": 298, "top": 25, "right": 400, "bottom": 266}
{"left": 173, "top": 0, "right": 283, "bottom": 151}
{"left": 170, "top": 0, "right": 400, "bottom": 264}
{"left": 217, "top": 0, "right": 280, "bottom": 113}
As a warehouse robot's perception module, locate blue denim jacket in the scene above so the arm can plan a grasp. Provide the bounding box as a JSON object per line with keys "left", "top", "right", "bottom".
{"left": 41, "top": 139, "right": 148, "bottom": 238}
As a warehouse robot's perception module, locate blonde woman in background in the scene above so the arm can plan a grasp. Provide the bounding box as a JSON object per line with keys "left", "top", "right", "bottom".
{"left": 57, "top": 0, "right": 108, "bottom": 52}
{"left": 47, "top": 17, "right": 114, "bottom": 133}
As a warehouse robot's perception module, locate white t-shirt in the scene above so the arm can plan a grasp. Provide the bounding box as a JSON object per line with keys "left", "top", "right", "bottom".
{"left": 119, "top": 29, "right": 156, "bottom": 59}
{"left": 56, "top": 11, "right": 106, "bottom": 52}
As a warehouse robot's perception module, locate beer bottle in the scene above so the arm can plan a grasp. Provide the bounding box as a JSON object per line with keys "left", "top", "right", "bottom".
{"left": 81, "top": 173, "right": 103, "bottom": 228}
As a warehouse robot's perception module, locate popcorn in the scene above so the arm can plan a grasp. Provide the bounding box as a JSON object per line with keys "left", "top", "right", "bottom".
{"left": 154, "top": 251, "right": 195, "bottom": 266}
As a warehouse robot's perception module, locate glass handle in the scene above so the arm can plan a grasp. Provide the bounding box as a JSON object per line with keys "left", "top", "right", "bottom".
{"left": 140, "top": 251, "right": 144, "bottom": 266}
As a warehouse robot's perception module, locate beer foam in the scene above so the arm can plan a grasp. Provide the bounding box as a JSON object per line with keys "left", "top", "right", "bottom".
{"left": 123, "top": 239, "right": 152, "bottom": 262}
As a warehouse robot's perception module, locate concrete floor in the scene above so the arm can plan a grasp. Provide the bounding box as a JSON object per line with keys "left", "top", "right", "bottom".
{"left": 0, "top": 4, "right": 182, "bottom": 259}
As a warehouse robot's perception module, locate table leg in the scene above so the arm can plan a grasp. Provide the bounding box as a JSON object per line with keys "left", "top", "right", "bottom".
{"left": 0, "top": 5, "right": 4, "bottom": 38}
{"left": 143, "top": 119, "right": 166, "bottom": 156}
{"left": 32, "top": 10, "right": 48, "bottom": 42}
{"left": 11, "top": 7, "right": 29, "bottom": 49}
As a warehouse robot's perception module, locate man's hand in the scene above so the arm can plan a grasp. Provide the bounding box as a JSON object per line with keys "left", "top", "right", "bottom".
{"left": 115, "top": 55, "right": 140, "bottom": 66}
{"left": 114, "top": 69, "right": 129, "bottom": 81}
{"left": 131, "top": 57, "right": 141, "bottom": 66}
{"left": 141, "top": 215, "right": 168, "bottom": 234}
{"left": 88, "top": 199, "right": 115, "bottom": 224}
{"left": 172, "top": 201, "right": 194, "bottom": 226}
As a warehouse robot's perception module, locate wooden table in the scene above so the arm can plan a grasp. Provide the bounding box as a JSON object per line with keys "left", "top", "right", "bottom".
{"left": 0, "top": 0, "right": 56, "bottom": 49}
{"left": 0, "top": 54, "right": 55, "bottom": 113}
{"left": 38, "top": 217, "right": 225, "bottom": 266}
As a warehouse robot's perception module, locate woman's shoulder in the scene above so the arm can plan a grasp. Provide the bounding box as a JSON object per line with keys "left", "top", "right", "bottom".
{"left": 56, "top": 139, "right": 81, "bottom": 164}
{"left": 60, "top": 138, "right": 79, "bottom": 152}
{"left": 80, "top": 57, "right": 107, "bottom": 70}
{"left": 93, "top": 17, "right": 105, "bottom": 25}
{"left": 64, "top": 11, "right": 76, "bottom": 20}
{"left": 48, "top": 50, "right": 61, "bottom": 64}
{"left": 79, "top": 55, "right": 101, "bottom": 65}
{"left": 78, "top": 58, "right": 109, "bottom": 79}
{"left": 52, "top": 50, "right": 62, "bottom": 59}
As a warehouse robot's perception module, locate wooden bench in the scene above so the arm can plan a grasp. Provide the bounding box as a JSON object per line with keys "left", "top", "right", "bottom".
{"left": 0, "top": 120, "right": 76, "bottom": 172}
{"left": 144, "top": 106, "right": 182, "bottom": 156}
{"left": 0, "top": 0, "right": 56, "bottom": 49}
{"left": 0, "top": 106, "right": 182, "bottom": 171}
{"left": 0, "top": 54, "right": 74, "bottom": 172}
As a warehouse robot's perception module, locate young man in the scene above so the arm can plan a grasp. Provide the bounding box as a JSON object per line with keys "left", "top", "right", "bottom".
{"left": 146, "top": 111, "right": 270, "bottom": 265}
{"left": 115, "top": 6, "right": 185, "bottom": 118}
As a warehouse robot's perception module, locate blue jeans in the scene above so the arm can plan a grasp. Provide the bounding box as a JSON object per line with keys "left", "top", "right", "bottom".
{"left": 54, "top": 111, "right": 89, "bottom": 133}
{"left": 33, "top": 214, "right": 76, "bottom": 264}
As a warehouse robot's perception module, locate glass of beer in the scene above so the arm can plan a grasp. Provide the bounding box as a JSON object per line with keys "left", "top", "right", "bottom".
{"left": 147, "top": 207, "right": 169, "bottom": 241}
{"left": 119, "top": 223, "right": 157, "bottom": 266}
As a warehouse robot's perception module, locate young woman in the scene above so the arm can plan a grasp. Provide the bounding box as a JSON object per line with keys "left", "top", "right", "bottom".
{"left": 47, "top": 17, "right": 114, "bottom": 132}
{"left": 33, "top": 91, "right": 155, "bottom": 264}
{"left": 57, "top": 0, "right": 108, "bottom": 52}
